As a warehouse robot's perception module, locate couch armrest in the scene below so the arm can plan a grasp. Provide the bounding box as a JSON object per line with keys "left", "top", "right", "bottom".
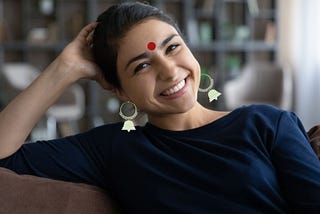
{"left": 0, "top": 167, "right": 120, "bottom": 214}
{"left": 307, "top": 125, "right": 320, "bottom": 159}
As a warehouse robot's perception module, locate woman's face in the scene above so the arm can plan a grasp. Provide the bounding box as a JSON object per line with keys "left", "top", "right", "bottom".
{"left": 116, "top": 19, "right": 201, "bottom": 118}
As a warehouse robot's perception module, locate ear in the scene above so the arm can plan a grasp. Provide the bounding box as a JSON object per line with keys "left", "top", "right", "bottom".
{"left": 114, "top": 88, "right": 130, "bottom": 102}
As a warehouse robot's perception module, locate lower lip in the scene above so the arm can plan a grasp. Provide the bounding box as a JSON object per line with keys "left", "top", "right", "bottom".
{"left": 161, "top": 78, "right": 188, "bottom": 99}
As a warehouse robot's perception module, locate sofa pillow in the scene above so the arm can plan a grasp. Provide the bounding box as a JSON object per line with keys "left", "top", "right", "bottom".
{"left": 0, "top": 167, "right": 120, "bottom": 214}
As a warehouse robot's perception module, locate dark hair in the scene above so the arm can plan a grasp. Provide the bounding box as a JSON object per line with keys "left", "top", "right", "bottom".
{"left": 92, "top": 2, "right": 183, "bottom": 89}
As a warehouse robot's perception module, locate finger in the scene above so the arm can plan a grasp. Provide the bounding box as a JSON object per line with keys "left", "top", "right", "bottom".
{"left": 99, "top": 80, "right": 115, "bottom": 91}
{"left": 86, "top": 30, "right": 94, "bottom": 47}
{"left": 76, "top": 22, "right": 98, "bottom": 42}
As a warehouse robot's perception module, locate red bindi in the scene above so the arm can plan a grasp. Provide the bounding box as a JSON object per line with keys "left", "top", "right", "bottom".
{"left": 147, "top": 42, "right": 156, "bottom": 51}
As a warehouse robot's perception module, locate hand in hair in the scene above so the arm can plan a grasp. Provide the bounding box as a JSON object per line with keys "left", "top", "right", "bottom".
{"left": 57, "top": 22, "right": 113, "bottom": 91}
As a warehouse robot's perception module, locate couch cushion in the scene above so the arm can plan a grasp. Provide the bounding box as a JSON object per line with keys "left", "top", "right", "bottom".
{"left": 0, "top": 167, "right": 120, "bottom": 214}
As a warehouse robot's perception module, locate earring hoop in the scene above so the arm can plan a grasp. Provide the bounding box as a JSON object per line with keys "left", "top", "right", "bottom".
{"left": 119, "top": 101, "right": 138, "bottom": 120}
{"left": 198, "top": 73, "right": 222, "bottom": 102}
{"left": 119, "top": 101, "right": 138, "bottom": 132}
{"left": 198, "top": 73, "right": 214, "bottom": 92}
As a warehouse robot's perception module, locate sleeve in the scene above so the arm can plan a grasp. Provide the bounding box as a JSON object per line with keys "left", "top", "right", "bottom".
{"left": 0, "top": 124, "right": 117, "bottom": 189}
{"left": 271, "top": 111, "right": 320, "bottom": 212}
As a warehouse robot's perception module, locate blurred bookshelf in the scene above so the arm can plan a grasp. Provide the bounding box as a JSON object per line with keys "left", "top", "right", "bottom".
{"left": 0, "top": 0, "right": 120, "bottom": 134}
{"left": 182, "top": 0, "right": 278, "bottom": 109}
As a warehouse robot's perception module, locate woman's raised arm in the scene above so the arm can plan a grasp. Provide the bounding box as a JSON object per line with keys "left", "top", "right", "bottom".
{"left": 0, "top": 23, "right": 109, "bottom": 159}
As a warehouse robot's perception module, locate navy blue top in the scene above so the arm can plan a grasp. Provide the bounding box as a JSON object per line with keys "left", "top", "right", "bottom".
{"left": 1, "top": 105, "right": 320, "bottom": 213}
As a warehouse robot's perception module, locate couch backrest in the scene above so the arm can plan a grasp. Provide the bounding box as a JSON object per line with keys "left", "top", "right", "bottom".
{"left": 0, "top": 167, "right": 121, "bottom": 214}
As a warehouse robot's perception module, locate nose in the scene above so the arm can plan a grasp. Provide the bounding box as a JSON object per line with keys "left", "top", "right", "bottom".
{"left": 155, "top": 56, "right": 178, "bottom": 81}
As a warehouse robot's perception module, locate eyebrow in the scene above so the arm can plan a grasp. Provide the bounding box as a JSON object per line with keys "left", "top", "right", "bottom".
{"left": 125, "top": 34, "right": 179, "bottom": 70}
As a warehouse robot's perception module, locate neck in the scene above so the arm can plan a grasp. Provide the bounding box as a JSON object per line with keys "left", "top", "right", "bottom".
{"left": 147, "top": 102, "right": 228, "bottom": 131}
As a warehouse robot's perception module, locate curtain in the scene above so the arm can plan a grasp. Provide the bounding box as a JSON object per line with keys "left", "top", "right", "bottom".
{"left": 292, "top": 0, "right": 320, "bottom": 130}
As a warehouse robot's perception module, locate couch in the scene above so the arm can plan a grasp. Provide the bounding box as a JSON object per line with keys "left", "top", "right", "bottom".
{"left": 0, "top": 126, "right": 319, "bottom": 213}
{"left": 0, "top": 167, "right": 121, "bottom": 214}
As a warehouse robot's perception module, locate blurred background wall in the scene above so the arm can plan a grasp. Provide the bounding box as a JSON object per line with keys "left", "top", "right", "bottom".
{"left": 279, "top": 0, "right": 320, "bottom": 130}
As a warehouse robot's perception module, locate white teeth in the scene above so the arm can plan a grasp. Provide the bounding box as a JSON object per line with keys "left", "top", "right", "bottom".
{"left": 162, "top": 80, "right": 185, "bottom": 96}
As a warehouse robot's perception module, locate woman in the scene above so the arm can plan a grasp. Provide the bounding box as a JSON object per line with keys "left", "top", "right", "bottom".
{"left": 0, "top": 2, "right": 319, "bottom": 213}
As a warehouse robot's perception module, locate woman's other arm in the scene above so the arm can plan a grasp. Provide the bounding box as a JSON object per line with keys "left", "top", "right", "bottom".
{"left": 0, "top": 23, "right": 109, "bottom": 159}
{"left": 273, "top": 111, "right": 320, "bottom": 211}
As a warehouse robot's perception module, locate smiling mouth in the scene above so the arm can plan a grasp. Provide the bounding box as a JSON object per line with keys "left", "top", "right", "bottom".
{"left": 161, "top": 79, "right": 186, "bottom": 96}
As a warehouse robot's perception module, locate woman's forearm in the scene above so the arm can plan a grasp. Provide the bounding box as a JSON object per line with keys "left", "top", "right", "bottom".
{"left": 0, "top": 58, "right": 78, "bottom": 159}
{"left": 0, "top": 23, "right": 106, "bottom": 159}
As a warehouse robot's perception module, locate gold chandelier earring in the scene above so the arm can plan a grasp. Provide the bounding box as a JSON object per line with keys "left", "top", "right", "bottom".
{"left": 119, "top": 101, "right": 138, "bottom": 132}
{"left": 198, "top": 73, "right": 221, "bottom": 102}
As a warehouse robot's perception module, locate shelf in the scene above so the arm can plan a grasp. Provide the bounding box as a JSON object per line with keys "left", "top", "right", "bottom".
{"left": 190, "top": 41, "right": 277, "bottom": 52}
{"left": 194, "top": 10, "right": 215, "bottom": 19}
{"left": 223, "top": 0, "right": 246, "bottom": 2}
{"left": 186, "top": 0, "right": 278, "bottom": 59}
{"left": 1, "top": 41, "right": 67, "bottom": 52}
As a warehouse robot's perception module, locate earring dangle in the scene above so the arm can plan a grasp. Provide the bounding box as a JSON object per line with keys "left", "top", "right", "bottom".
{"left": 198, "top": 74, "right": 221, "bottom": 102}
{"left": 119, "top": 101, "right": 138, "bottom": 132}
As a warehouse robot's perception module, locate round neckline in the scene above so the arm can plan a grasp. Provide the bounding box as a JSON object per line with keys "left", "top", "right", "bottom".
{"left": 144, "top": 106, "right": 245, "bottom": 136}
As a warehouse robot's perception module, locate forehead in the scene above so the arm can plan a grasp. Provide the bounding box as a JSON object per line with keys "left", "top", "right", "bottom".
{"left": 118, "top": 19, "right": 178, "bottom": 54}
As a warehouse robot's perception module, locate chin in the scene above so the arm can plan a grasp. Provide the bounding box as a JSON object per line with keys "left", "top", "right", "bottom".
{"left": 179, "top": 96, "right": 198, "bottom": 112}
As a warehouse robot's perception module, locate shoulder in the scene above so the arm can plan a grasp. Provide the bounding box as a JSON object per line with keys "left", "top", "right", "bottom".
{"left": 78, "top": 122, "right": 146, "bottom": 141}
{"left": 237, "top": 104, "right": 307, "bottom": 137}
{"left": 235, "top": 104, "right": 290, "bottom": 124}
{"left": 241, "top": 104, "right": 302, "bottom": 126}
{"left": 239, "top": 104, "right": 283, "bottom": 116}
{"left": 60, "top": 122, "right": 121, "bottom": 146}
{"left": 61, "top": 122, "right": 146, "bottom": 155}
{"left": 86, "top": 122, "right": 123, "bottom": 135}
{"left": 231, "top": 104, "right": 303, "bottom": 134}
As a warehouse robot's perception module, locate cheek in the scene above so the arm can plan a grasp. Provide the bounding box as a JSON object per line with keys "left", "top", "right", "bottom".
{"left": 182, "top": 50, "right": 201, "bottom": 75}
{"left": 124, "top": 77, "right": 156, "bottom": 97}
{"left": 184, "top": 52, "right": 201, "bottom": 87}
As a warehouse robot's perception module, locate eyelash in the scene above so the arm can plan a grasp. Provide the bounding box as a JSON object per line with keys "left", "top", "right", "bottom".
{"left": 166, "top": 43, "right": 180, "bottom": 54}
{"left": 133, "top": 43, "right": 180, "bottom": 73}
{"left": 134, "top": 63, "right": 150, "bottom": 73}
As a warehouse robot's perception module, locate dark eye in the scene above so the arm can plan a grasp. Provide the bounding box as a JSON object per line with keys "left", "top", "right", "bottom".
{"left": 134, "top": 62, "right": 149, "bottom": 73}
{"left": 166, "top": 44, "right": 180, "bottom": 54}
